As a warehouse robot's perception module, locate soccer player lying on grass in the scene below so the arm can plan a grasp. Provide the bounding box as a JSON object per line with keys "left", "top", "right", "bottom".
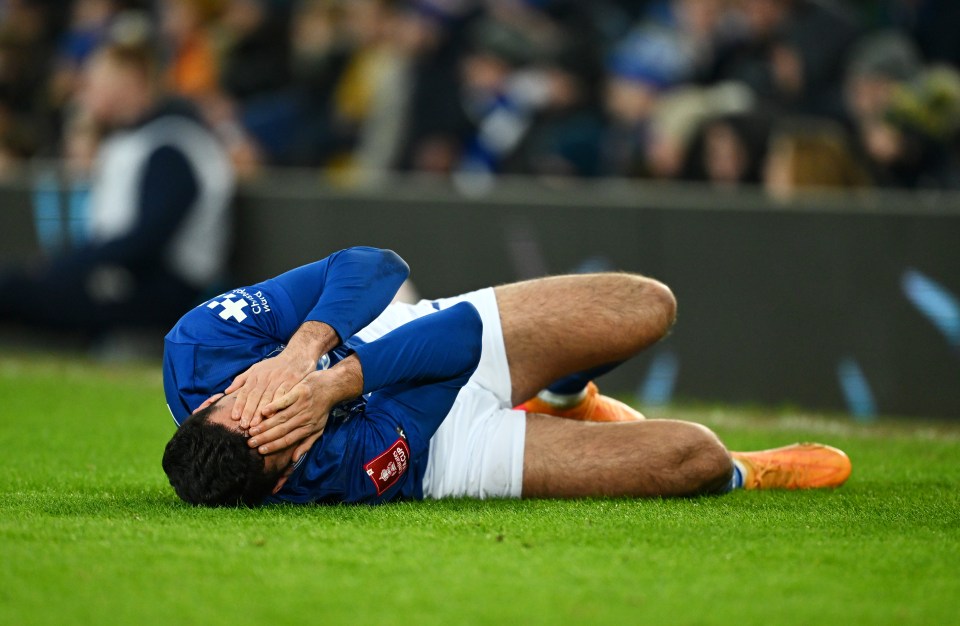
{"left": 161, "top": 247, "right": 852, "bottom": 506}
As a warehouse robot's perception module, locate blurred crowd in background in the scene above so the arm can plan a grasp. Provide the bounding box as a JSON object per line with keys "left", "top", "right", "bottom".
{"left": 1, "top": 0, "right": 960, "bottom": 194}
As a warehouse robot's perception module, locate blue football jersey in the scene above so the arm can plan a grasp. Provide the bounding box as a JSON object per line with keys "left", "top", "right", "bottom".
{"left": 163, "top": 247, "right": 410, "bottom": 423}
{"left": 162, "top": 246, "right": 483, "bottom": 504}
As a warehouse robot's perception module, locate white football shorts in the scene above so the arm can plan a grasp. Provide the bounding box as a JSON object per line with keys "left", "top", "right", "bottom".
{"left": 353, "top": 287, "right": 526, "bottom": 499}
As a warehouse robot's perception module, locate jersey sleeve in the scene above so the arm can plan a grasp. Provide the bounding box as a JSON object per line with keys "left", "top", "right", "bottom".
{"left": 351, "top": 301, "right": 483, "bottom": 457}
{"left": 351, "top": 301, "right": 483, "bottom": 395}
{"left": 268, "top": 247, "right": 409, "bottom": 344}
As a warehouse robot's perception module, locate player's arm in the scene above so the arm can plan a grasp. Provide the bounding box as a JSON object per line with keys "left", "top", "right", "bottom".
{"left": 227, "top": 247, "right": 409, "bottom": 426}
{"left": 248, "top": 302, "right": 483, "bottom": 461}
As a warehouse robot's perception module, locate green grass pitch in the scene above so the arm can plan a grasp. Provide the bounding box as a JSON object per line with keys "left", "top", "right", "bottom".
{"left": 1, "top": 355, "right": 958, "bottom": 626}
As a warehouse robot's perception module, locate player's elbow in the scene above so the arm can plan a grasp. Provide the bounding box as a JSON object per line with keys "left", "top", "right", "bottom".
{"left": 463, "top": 308, "right": 484, "bottom": 369}
{"left": 449, "top": 302, "right": 484, "bottom": 373}
{"left": 380, "top": 249, "right": 410, "bottom": 282}
{"left": 339, "top": 246, "right": 410, "bottom": 282}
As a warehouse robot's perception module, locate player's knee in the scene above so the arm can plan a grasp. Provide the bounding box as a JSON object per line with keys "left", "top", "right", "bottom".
{"left": 677, "top": 423, "right": 733, "bottom": 495}
{"left": 646, "top": 278, "right": 677, "bottom": 332}
{"left": 623, "top": 274, "right": 677, "bottom": 334}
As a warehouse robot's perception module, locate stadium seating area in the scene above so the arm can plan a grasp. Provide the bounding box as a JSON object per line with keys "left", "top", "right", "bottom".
{"left": 0, "top": 0, "right": 959, "bottom": 193}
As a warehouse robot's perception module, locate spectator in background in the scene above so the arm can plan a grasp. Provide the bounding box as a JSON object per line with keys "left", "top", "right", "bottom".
{"left": 160, "top": 0, "right": 224, "bottom": 101}
{"left": 876, "top": 0, "right": 960, "bottom": 69}
{"left": 239, "top": 0, "right": 411, "bottom": 175}
{"left": 647, "top": 81, "right": 755, "bottom": 179}
{"left": 682, "top": 111, "right": 774, "bottom": 188}
{"left": 0, "top": 0, "right": 956, "bottom": 192}
{"left": 164, "top": 0, "right": 274, "bottom": 179}
{"left": 0, "top": 0, "right": 58, "bottom": 170}
{"left": 845, "top": 31, "right": 960, "bottom": 189}
{"left": 0, "top": 41, "right": 234, "bottom": 339}
{"left": 48, "top": 0, "right": 119, "bottom": 118}
{"left": 504, "top": 38, "right": 606, "bottom": 178}
{"left": 602, "top": 24, "right": 696, "bottom": 177}
{"left": 643, "top": 0, "right": 732, "bottom": 84}
{"left": 882, "top": 66, "right": 960, "bottom": 188}
{"left": 764, "top": 121, "right": 870, "bottom": 197}
{"left": 454, "top": 7, "right": 552, "bottom": 184}
{"left": 395, "top": 0, "right": 471, "bottom": 176}
{"left": 270, "top": 0, "right": 417, "bottom": 181}
{"left": 219, "top": 0, "right": 292, "bottom": 104}
{"left": 455, "top": 1, "right": 606, "bottom": 182}
{"left": 715, "top": 0, "right": 860, "bottom": 119}
{"left": 324, "top": 0, "right": 416, "bottom": 185}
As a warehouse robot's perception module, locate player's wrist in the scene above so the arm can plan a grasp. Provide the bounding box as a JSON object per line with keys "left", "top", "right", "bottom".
{"left": 325, "top": 355, "right": 364, "bottom": 402}
{"left": 286, "top": 321, "right": 339, "bottom": 366}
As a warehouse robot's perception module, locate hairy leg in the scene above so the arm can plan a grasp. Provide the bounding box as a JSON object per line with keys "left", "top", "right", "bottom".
{"left": 522, "top": 414, "right": 733, "bottom": 498}
{"left": 495, "top": 273, "right": 676, "bottom": 405}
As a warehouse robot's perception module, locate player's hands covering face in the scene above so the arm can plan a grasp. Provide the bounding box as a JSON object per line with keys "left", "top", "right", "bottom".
{"left": 225, "top": 348, "right": 319, "bottom": 431}
{"left": 225, "top": 321, "right": 340, "bottom": 431}
{"left": 246, "top": 355, "right": 364, "bottom": 462}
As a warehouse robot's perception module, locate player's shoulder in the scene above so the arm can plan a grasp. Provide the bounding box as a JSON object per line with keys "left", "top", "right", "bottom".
{"left": 166, "top": 282, "right": 292, "bottom": 345}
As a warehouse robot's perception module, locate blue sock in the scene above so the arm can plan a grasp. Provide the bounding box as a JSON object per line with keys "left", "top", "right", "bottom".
{"left": 546, "top": 361, "right": 625, "bottom": 396}
{"left": 727, "top": 460, "right": 745, "bottom": 491}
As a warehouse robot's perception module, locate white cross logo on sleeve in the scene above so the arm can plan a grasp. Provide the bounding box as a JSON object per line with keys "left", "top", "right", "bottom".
{"left": 207, "top": 295, "right": 249, "bottom": 322}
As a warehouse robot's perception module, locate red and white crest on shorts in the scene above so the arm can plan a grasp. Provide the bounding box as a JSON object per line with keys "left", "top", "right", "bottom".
{"left": 364, "top": 438, "right": 410, "bottom": 496}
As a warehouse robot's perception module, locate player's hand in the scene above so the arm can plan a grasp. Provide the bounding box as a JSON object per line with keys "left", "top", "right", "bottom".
{"left": 225, "top": 321, "right": 340, "bottom": 429}
{"left": 192, "top": 393, "right": 224, "bottom": 414}
{"left": 246, "top": 370, "right": 334, "bottom": 460}
{"left": 225, "top": 350, "right": 317, "bottom": 430}
{"left": 247, "top": 355, "right": 363, "bottom": 461}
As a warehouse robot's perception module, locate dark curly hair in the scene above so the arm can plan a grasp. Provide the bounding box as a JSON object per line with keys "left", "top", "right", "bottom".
{"left": 162, "top": 402, "right": 281, "bottom": 507}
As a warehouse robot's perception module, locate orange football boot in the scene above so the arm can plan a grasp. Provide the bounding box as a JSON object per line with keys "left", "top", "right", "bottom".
{"left": 731, "top": 443, "right": 852, "bottom": 490}
{"left": 516, "top": 382, "right": 646, "bottom": 422}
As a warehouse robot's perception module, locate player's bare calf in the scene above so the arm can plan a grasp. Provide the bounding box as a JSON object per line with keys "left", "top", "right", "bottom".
{"left": 522, "top": 416, "right": 732, "bottom": 498}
